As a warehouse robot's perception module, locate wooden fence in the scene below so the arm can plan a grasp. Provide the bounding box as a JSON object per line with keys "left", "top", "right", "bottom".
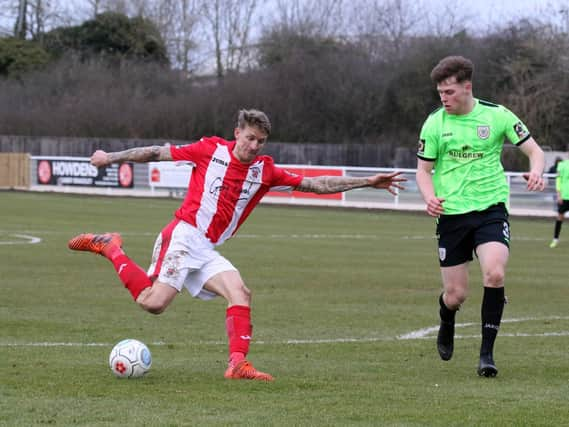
{"left": 0, "top": 153, "right": 29, "bottom": 188}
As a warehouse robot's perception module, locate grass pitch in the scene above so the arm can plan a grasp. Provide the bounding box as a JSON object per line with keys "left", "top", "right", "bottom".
{"left": 1, "top": 191, "right": 568, "bottom": 426}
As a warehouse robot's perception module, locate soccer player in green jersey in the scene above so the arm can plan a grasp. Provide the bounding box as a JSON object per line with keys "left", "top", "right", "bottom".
{"left": 550, "top": 156, "right": 569, "bottom": 248}
{"left": 416, "top": 56, "right": 545, "bottom": 377}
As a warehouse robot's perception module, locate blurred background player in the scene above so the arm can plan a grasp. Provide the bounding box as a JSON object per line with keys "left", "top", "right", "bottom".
{"left": 550, "top": 154, "right": 569, "bottom": 248}
{"left": 68, "top": 108, "right": 406, "bottom": 381}
{"left": 416, "top": 56, "right": 545, "bottom": 377}
{"left": 548, "top": 157, "right": 563, "bottom": 210}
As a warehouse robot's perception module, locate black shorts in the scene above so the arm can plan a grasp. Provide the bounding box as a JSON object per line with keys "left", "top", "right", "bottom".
{"left": 557, "top": 200, "right": 569, "bottom": 214}
{"left": 436, "top": 203, "right": 510, "bottom": 267}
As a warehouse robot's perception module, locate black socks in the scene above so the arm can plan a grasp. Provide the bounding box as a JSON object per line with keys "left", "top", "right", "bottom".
{"left": 480, "top": 287, "right": 505, "bottom": 356}
{"left": 554, "top": 220, "right": 562, "bottom": 239}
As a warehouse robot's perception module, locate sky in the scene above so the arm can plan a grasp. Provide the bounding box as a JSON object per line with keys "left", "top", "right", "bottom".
{"left": 1, "top": 0, "right": 565, "bottom": 36}
{"left": 434, "top": 0, "right": 567, "bottom": 31}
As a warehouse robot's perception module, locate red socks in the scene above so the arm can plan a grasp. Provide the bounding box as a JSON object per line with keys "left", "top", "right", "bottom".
{"left": 226, "top": 305, "right": 252, "bottom": 365}
{"left": 108, "top": 251, "right": 152, "bottom": 300}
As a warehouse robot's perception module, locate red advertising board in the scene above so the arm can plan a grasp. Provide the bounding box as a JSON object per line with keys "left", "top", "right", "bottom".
{"left": 267, "top": 167, "right": 343, "bottom": 200}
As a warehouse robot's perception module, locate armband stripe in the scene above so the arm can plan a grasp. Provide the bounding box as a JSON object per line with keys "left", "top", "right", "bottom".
{"left": 515, "top": 134, "right": 531, "bottom": 146}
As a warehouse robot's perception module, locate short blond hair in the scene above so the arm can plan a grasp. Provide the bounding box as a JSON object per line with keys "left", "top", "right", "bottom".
{"left": 237, "top": 109, "right": 271, "bottom": 135}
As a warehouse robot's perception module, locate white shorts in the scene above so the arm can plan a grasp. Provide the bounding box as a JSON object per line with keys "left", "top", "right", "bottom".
{"left": 147, "top": 219, "right": 237, "bottom": 300}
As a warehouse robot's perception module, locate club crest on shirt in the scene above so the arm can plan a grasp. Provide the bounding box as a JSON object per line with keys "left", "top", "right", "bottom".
{"left": 249, "top": 166, "right": 260, "bottom": 179}
{"left": 477, "top": 125, "right": 490, "bottom": 139}
{"left": 438, "top": 247, "right": 446, "bottom": 261}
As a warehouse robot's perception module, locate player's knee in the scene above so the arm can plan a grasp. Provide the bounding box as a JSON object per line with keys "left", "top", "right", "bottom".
{"left": 137, "top": 294, "right": 169, "bottom": 315}
{"left": 484, "top": 268, "right": 505, "bottom": 287}
{"left": 139, "top": 300, "right": 167, "bottom": 315}
{"left": 445, "top": 288, "right": 467, "bottom": 307}
{"left": 237, "top": 283, "right": 252, "bottom": 304}
{"left": 227, "top": 282, "right": 252, "bottom": 306}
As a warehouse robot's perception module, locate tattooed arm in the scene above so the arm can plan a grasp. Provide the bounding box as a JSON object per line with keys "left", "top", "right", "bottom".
{"left": 90, "top": 145, "right": 173, "bottom": 167}
{"left": 296, "top": 171, "right": 406, "bottom": 195}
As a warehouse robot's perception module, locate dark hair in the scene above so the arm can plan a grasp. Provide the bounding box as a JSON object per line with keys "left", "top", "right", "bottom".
{"left": 430, "top": 56, "right": 474, "bottom": 84}
{"left": 236, "top": 109, "right": 271, "bottom": 135}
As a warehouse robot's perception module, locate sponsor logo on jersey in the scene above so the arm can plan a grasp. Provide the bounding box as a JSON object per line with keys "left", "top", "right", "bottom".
{"left": 448, "top": 149, "right": 484, "bottom": 160}
{"left": 212, "top": 156, "right": 229, "bottom": 167}
{"left": 477, "top": 125, "right": 490, "bottom": 139}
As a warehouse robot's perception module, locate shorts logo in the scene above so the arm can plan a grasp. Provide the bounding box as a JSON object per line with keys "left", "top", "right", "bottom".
{"left": 439, "top": 247, "right": 446, "bottom": 261}
{"left": 477, "top": 125, "right": 490, "bottom": 139}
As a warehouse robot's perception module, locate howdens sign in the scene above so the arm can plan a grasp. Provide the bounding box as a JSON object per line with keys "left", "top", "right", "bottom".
{"left": 36, "top": 157, "right": 134, "bottom": 188}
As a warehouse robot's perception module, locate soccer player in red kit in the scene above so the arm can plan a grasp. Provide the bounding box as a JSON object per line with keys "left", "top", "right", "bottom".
{"left": 68, "top": 109, "right": 406, "bottom": 381}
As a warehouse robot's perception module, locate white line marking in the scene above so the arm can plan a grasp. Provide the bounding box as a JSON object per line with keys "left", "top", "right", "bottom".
{"left": 2, "top": 317, "right": 568, "bottom": 347}
{"left": 397, "top": 316, "right": 569, "bottom": 340}
{"left": 0, "top": 234, "right": 42, "bottom": 245}
{"left": 0, "top": 230, "right": 551, "bottom": 242}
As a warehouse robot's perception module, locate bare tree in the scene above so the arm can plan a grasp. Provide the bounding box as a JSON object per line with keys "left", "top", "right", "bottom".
{"left": 349, "top": 0, "right": 426, "bottom": 60}
{"left": 6, "top": 0, "right": 65, "bottom": 40}
{"left": 14, "top": 0, "right": 28, "bottom": 38}
{"left": 27, "top": 0, "right": 62, "bottom": 41}
{"left": 500, "top": 53, "right": 565, "bottom": 147}
{"left": 270, "top": 0, "right": 345, "bottom": 37}
{"left": 153, "top": 0, "right": 201, "bottom": 73}
{"left": 201, "top": 0, "right": 259, "bottom": 78}
{"left": 425, "top": 4, "right": 471, "bottom": 38}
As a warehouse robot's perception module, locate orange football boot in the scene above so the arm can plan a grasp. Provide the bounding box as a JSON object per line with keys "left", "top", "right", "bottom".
{"left": 68, "top": 233, "right": 122, "bottom": 258}
{"left": 224, "top": 360, "right": 274, "bottom": 381}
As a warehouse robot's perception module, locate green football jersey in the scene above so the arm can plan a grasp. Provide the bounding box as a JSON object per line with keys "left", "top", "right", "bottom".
{"left": 556, "top": 159, "right": 569, "bottom": 200}
{"left": 417, "top": 99, "right": 531, "bottom": 215}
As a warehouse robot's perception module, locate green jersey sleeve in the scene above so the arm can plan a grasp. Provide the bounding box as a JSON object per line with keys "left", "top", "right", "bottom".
{"left": 417, "top": 109, "right": 441, "bottom": 161}
{"left": 501, "top": 107, "right": 531, "bottom": 146}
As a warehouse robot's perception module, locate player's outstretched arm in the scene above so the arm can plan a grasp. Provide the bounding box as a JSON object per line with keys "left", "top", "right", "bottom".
{"left": 519, "top": 138, "right": 545, "bottom": 191}
{"left": 90, "top": 145, "right": 173, "bottom": 167}
{"left": 296, "top": 171, "right": 406, "bottom": 195}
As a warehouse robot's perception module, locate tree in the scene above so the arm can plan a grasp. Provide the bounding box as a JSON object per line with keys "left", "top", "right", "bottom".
{"left": 489, "top": 23, "right": 569, "bottom": 149}
{"left": 270, "top": 0, "right": 345, "bottom": 37}
{"left": 351, "top": 0, "right": 427, "bottom": 62}
{"left": 0, "top": 37, "right": 50, "bottom": 77}
{"left": 148, "top": 0, "right": 201, "bottom": 73}
{"left": 14, "top": 0, "right": 27, "bottom": 39}
{"left": 201, "top": 0, "right": 258, "bottom": 78}
{"left": 42, "top": 11, "right": 169, "bottom": 64}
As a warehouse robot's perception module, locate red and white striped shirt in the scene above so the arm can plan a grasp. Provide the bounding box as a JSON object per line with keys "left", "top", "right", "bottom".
{"left": 170, "top": 137, "right": 303, "bottom": 245}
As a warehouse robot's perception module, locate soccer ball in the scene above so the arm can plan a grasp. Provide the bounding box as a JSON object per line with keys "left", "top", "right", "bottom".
{"left": 109, "top": 339, "right": 152, "bottom": 378}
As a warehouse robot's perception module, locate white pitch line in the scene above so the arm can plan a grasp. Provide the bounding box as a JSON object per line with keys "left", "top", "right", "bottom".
{"left": 397, "top": 315, "right": 569, "bottom": 340}
{"left": 2, "top": 316, "right": 569, "bottom": 347}
{"left": 0, "top": 234, "right": 42, "bottom": 245}
{"left": 0, "top": 230, "right": 550, "bottom": 242}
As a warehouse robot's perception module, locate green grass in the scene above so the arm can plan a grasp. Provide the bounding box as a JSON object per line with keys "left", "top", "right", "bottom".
{"left": 1, "top": 191, "right": 568, "bottom": 426}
